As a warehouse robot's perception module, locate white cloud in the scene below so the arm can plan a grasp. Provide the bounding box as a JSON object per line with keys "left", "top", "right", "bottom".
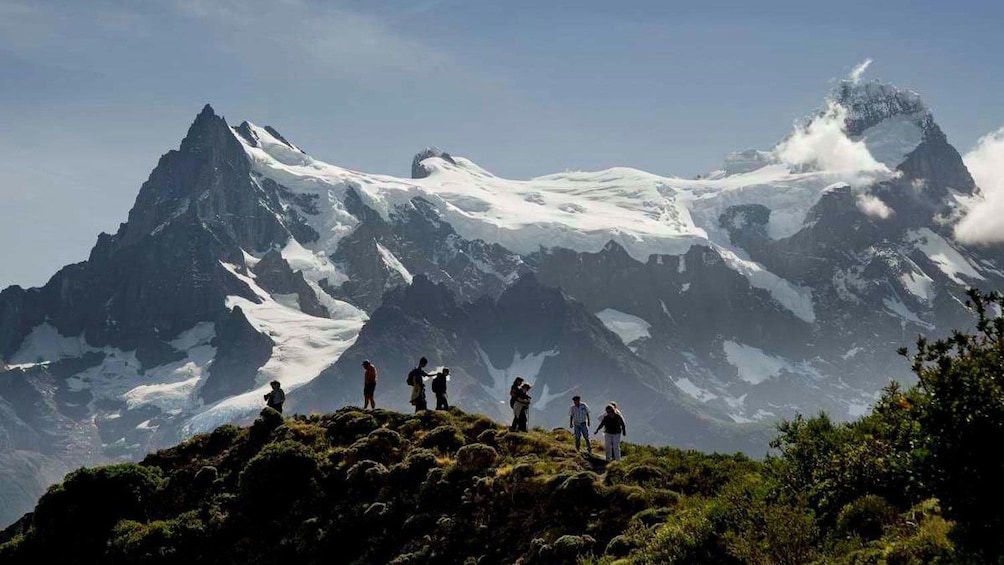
{"left": 849, "top": 58, "right": 872, "bottom": 84}
{"left": 856, "top": 193, "right": 894, "bottom": 220}
{"left": 955, "top": 127, "right": 1004, "bottom": 244}
{"left": 775, "top": 101, "right": 890, "bottom": 178}
{"left": 173, "top": 0, "right": 455, "bottom": 84}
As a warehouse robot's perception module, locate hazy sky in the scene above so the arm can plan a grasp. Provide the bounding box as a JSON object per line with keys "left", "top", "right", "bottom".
{"left": 2, "top": 0, "right": 1003, "bottom": 289}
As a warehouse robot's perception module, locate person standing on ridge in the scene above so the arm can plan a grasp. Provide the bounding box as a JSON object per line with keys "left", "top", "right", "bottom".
{"left": 509, "top": 376, "right": 524, "bottom": 409}
{"left": 512, "top": 382, "right": 532, "bottom": 432}
{"left": 432, "top": 367, "right": 450, "bottom": 410}
{"left": 407, "top": 357, "right": 434, "bottom": 413}
{"left": 594, "top": 404, "right": 627, "bottom": 461}
{"left": 264, "top": 380, "right": 285, "bottom": 414}
{"left": 362, "top": 360, "right": 378, "bottom": 410}
{"left": 569, "top": 395, "right": 592, "bottom": 453}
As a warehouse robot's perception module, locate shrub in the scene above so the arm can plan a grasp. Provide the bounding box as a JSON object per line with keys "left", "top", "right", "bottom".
{"left": 237, "top": 440, "right": 318, "bottom": 515}
{"left": 105, "top": 512, "right": 206, "bottom": 564}
{"left": 541, "top": 534, "right": 595, "bottom": 564}
{"left": 631, "top": 506, "right": 676, "bottom": 528}
{"left": 349, "top": 428, "right": 406, "bottom": 464}
{"left": 837, "top": 495, "right": 897, "bottom": 541}
{"left": 605, "top": 534, "right": 637, "bottom": 557}
{"left": 550, "top": 472, "right": 602, "bottom": 515}
{"left": 420, "top": 425, "right": 467, "bottom": 453}
{"left": 31, "top": 464, "right": 164, "bottom": 563}
{"left": 390, "top": 448, "right": 439, "bottom": 487}
{"left": 456, "top": 444, "right": 499, "bottom": 472}
{"left": 327, "top": 410, "right": 379, "bottom": 444}
{"left": 345, "top": 460, "right": 389, "bottom": 497}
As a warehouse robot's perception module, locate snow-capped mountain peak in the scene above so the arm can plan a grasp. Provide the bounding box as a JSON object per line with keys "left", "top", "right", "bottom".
{"left": 833, "top": 79, "right": 930, "bottom": 136}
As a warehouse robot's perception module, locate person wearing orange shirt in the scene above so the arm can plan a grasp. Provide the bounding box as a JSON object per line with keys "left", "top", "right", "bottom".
{"left": 362, "top": 360, "right": 378, "bottom": 410}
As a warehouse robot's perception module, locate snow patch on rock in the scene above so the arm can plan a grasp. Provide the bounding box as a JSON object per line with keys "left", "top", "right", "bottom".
{"left": 674, "top": 378, "right": 718, "bottom": 403}
{"left": 908, "top": 228, "right": 985, "bottom": 284}
{"left": 595, "top": 309, "right": 651, "bottom": 347}
{"left": 722, "top": 340, "right": 791, "bottom": 385}
{"left": 376, "top": 242, "right": 414, "bottom": 284}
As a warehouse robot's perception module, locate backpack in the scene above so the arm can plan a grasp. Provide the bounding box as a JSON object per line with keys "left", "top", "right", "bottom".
{"left": 407, "top": 368, "right": 422, "bottom": 386}
{"left": 432, "top": 374, "right": 446, "bottom": 394}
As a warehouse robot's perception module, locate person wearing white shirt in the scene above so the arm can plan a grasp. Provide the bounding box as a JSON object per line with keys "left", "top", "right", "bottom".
{"left": 568, "top": 396, "right": 592, "bottom": 453}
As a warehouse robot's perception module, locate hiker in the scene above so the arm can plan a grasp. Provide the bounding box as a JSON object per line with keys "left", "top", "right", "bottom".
{"left": 509, "top": 376, "right": 524, "bottom": 409}
{"left": 407, "top": 357, "right": 434, "bottom": 413}
{"left": 611, "top": 401, "right": 626, "bottom": 431}
{"left": 264, "top": 380, "right": 285, "bottom": 413}
{"left": 432, "top": 367, "right": 450, "bottom": 410}
{"left": 569, "top": 395, "right": 592, "bottom": 453}
{"left": 512, "top": 382, "right": 532, "bottom": 432}
{"left": 362, "top": 360, "right": 377, "bottom": 410}
{"left": 594, "top": 404, "right": 627, "bottom": 461}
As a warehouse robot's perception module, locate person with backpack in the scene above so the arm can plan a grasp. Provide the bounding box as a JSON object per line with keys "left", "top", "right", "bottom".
{"left": 568, "top": 395, "right": 592, "bottom": 453}
{"left": 407, "top": 357, "right": 434, "bottom": 413}
{"left": 264, "top": 380, "right": 285, "bottom": 413}
{"left": 594, "top": 404, "right": 627, "bottom": 461}
{"left": 362, "top": 360, "right": 378, "bottom": 410}
{"left": 512, "top": 382, "right": 532, "bottom": 432}
{"left": 432, "top": 367, "right": 450, "bottom": 410}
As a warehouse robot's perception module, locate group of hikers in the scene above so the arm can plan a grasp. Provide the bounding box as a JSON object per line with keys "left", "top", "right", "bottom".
{"left": 262, "top": 356, "right": 629, "bottom": 461}
{"left": 508, "top": 377, "right": 627, "bottom": 459}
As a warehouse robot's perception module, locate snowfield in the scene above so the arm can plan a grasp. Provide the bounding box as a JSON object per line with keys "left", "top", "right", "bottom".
{"left": 236, "top": 119, "right": 905, "bottom": 323}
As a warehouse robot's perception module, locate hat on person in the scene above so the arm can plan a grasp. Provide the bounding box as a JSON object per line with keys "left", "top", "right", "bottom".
{"left": 362, "top": 360, "right": 371, "bottom": 367}
{"left": 521, "top": 382, "right": 532, "bottom": 390}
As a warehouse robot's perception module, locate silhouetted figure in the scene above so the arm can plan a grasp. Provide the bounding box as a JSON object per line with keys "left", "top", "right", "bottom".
{"left": 362, "top": 360, "right": 378, "bottom": 410}
{"left": 407, "top": 357, "right": 433, "bottom": 413}
{"left": 512, "top": 382, "right": 532, "bottom": 432}
{"left": 432, "top": 367, "right": 450, "bottom": 410}
{"left": 569, "top": 395, "right": 592, "bottom": 453}
{"left": 594, "top": 404, "right": 627, "bottom": 461}
{"left": 264, "top": 381, "right": 285, "bottom": 413}
{"left": 509, "top": 376, "right": 524, "bottom": 410}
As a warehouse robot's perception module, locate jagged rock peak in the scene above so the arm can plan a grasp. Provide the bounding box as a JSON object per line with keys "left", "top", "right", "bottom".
{"left": 411, "top": 147, "right": 457, "bottom": 179}
{"left": 832, "top": 80, "right": 931, "bottom": 135}
{"left": 180, "top": 104, "right": 231, "bottom": 152}
{"left": 385, "top": 274, "right": 458, "bottom": 315}
{"left": 233, "top": 121, "right": 259, "bottom": 147}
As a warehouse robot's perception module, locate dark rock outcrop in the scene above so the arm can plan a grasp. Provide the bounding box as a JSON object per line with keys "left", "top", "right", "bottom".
{"left": 251, "top": 250, "right": 328, "bottom": 318}
{"left": 200, "top": 307, "right": 274, "bottom": 404}
{"left": 411, "top": 147, "right": 457, "bottom": 179}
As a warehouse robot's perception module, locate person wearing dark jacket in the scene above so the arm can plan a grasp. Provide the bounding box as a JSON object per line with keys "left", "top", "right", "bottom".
{"left": 432, "top": 367, "right": 450, "bottom": 410}
{"left": 407, "top": 357, "right": 434, "bottom": 412}
{"left": 264, "top": 381, "right": 285, "bottom": 413}
{"left": 594, "top": 404, "right": 627, "bottom": 461}
{"left": 509, "top": 376, "right": 524, "bottom": 409}
{"left": 512, "top": 382, "right": 532, "bottom": 432}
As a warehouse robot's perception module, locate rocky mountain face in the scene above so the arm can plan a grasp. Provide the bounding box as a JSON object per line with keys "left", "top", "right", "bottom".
{"left": 0, "top": 79, "right": 999, "bottom": 526}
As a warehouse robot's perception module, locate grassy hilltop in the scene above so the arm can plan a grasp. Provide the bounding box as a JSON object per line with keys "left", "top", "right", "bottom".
{"left": 0, "top": 405, "right": 959, "bottom": 564}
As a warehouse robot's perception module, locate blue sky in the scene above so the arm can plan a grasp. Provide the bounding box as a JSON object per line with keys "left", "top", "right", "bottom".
{"left": 2, "top": 0, "right": 1003, "bottom": 288}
